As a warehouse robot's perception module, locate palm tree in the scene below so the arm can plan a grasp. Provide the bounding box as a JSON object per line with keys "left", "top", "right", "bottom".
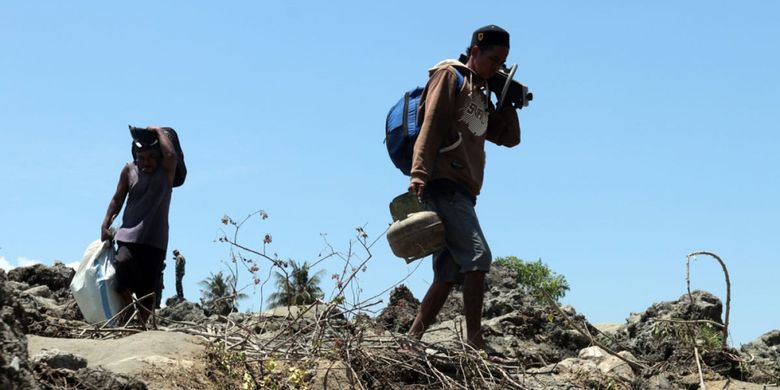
{"left": 198, "top": 271, "right": 247, "bottom": 315}
{"left": 267, "top": 260, "right": 325, "bottom": 308}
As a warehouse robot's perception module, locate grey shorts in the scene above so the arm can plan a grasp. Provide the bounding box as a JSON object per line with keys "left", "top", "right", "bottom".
{"left": 426, "top": 189, "right": 492, "bottom": 284}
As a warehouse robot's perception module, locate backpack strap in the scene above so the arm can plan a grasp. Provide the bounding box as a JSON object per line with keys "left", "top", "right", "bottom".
{"left": 413, "top": 64, "right": 468, "bottom": 155}
{"left": 438, "top": 131, "right": 462, "bottom": 153}
{"left": 439, "top": 66, "right": 466, "bottom": 153}
{"left": 454, "top": 68, "right": 464, "bottom": 92}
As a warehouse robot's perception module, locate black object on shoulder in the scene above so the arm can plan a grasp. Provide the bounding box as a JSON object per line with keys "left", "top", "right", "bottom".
{"left": 128, "top": 125, "right": 188, "bottom": 188}
{"left": 457, "top": 54, "right": 533, "bottom": 110}
{"left": 129, "top": 126, "right": 158, "bottom": 149}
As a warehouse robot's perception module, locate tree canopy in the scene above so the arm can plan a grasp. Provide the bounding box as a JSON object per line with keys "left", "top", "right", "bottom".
{"left": 267, "top": 260, "right": 325, "bottom": 308}
{"left": 198, "top": 271, "right": 247, "bottom": 315}
{"left": 495, "top": 256, "right": 570, "bottom": 302}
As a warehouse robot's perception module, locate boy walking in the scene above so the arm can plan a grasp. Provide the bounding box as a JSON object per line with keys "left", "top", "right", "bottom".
{"left": 407, "top": 25, "right": 521, "bottom": 354}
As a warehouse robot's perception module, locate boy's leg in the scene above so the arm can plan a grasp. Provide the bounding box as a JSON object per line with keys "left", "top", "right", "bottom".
{"left": 408, "top": 281, "right": 453, "bottom": 339}
{"left": 428, "top": 190, "right": 492, "bottom": 348}
{"left": 463, "top": 271, "right": 486, "bottom": 348}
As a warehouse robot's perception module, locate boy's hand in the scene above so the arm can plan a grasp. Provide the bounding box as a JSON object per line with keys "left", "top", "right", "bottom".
{"left": 408, "top": 178, "right": 426, "bottom": 199}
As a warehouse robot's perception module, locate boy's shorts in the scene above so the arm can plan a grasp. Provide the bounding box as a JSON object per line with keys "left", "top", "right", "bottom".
{"left": 426, "top": 186, "right": 492, "bottom": 284}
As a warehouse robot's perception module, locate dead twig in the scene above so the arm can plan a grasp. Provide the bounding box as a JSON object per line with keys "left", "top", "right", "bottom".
{"left": 694, "top": 345, "right": 706, "bottom": 390}
{"left": 686, "top": 250, "right": 731, "bottom": 348}
{"left": 651, "top": 317, "right": 725, "bottom": 329}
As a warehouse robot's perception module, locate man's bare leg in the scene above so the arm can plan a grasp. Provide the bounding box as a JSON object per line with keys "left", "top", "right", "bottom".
{"left": 408, "top": 281, "right": 453, "bottom": 339}
{"left": 462, "top": 271, "right": 486, "bottom": 349}
{"left": 136, "top": 298, "right": 151, "bottom": 326}
{"left": 117, "top": 291, "right": 135, "bottom": 325}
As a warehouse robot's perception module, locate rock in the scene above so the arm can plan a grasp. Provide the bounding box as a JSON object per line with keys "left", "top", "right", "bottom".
{"left": 704, "top": 379, "right": 777, "bottom": 389}
{"left": 260, "top": 303, "right": 346, "bottom": 324}
{"left": 578, "top": 346, "right": 636, "bottom": 383}
{"left": 383, "top": 263, "right": 598, "bottom": 367}
{"left": 30, "top": 295, "right": 60, "bottom": 313}
{"left": 534, "top": 347, "right": 637, "bottom": 389}
{"left": 6, "top": 281, "right": 29, "bottom": 291}
{"left": 551, "top": 328, "right": 591, "bottom": 350}
{"left": 23, "top": 285, "right": 52, "bottom": 298}
{"left": 165, "top": 295, "right": 185, "bottom": 307}
{"left": 436, "top": 263, "right": 527, "bottom": 322}
{"left": 7, "top": 263, "right": 78, "bottom": 326}
{"left": 158, "top": 301, "right": 206, "bottom": 323}
{"left": 741, "top": 330, "right": 780, "bottom": 366}
{"left": 740, "top": 329, "right": 780, "bottom": 382}
{"left": 594, "top": 322, "right": 623, "bottom": 337}
{"left": 2, "top": 268, "right": 86, "bottom": 339}
{"left": 612, "top": 290, "right": 725, "bottom": 361}
{"left": 643, "top": 373, "right": 684, "bottom": 390}
{"left": 202, "top": 299, "right": 235, "bottom": 317}
{"left": 58, "top": 294, "right": 85, "bottom": 322}
{"left": 8, "top": 262, "right": 75, "bottom": 292}
{"left": 70, "top": 368, "right": 148, "bottom": 390}
{"left": 227, "top": 311, "right": 249, "bottom": 323}
{"left": 3, "top": 251, "right": 775, "bottom": 389}
{"left": 27, "top": 331, "right": 204, "bottom": 378}
{"left": 31, "top": 349, "right": 87, "bottom": 370}
{"left": 0, "top": 270, "right": 40, "bottom": 390}
{"left": 388, "top": 283, "right": 418, "bottom": 304}
{"left": 27, "top": 331, "right": 213, "bottom": 389}
{"left": 375, "top": 284, "right": 419, "bottom": 333}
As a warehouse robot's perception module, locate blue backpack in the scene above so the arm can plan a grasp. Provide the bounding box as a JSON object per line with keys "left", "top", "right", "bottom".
{"left": 385, "top": 68, "right": 464, "bottom": 176}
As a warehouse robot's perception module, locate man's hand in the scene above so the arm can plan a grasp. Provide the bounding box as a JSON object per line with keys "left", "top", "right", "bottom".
{"left": 145, "top": 125, "right": 178, "bottom": 185}
{"left": 100, "top": 226, "right": 114, "bottom": 242}
{"left": 408, "top": 178, "right": 426, "bottom": 199}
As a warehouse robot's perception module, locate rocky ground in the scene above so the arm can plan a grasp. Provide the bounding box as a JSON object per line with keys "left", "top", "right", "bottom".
{"left": 1, "top": 262, "right": 778, "bottom": 389}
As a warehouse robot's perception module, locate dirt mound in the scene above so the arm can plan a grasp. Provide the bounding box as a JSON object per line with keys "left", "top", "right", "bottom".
{"left": 4, "top": 260, "right": 779, "bottom": 389}
{"left": 8, "top": 262, "right": 75, "bottom": 293}
{"left": 159, "top": 300, "right": 208, "bottom": 323}
{"left": 375, "top": 284, "right": 419, "bottom": 333}
{"left": 372, "top": 264, "right": 780, "bottom": 388}
{"left": 376, "top": 263, "right": 595, "bottom": 366}
{"left": 610, "top": 290, "right": 724, "bottom": 360}
{"left": 740, "top": 330, "right": 780, "bottom": 383}
{"left": 0, "top": 269, "right": 39, "bottom": 389}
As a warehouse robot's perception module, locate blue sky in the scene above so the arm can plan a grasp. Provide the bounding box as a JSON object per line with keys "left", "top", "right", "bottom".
{"left": 1, "top": 2, "right": 777, "bottom": 346}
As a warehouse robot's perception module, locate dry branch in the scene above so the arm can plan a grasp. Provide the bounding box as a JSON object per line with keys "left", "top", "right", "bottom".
{"left": 686, "top": 250, "right": 731, "bottom": 348}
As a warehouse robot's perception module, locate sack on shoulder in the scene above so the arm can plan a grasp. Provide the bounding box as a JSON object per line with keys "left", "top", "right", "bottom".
{"left": 129, "top": 125, "right": 187, "bottom": 187}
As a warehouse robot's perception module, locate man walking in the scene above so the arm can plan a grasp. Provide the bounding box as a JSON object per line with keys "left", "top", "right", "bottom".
{"left": 100, "top": 126, "right": 178, "bottom": 324}
{"left": 407, "top": 25, "right": 521, "bottom": 355}
{"left": 173, "top": 249, "right": 186, "bottom": 299}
